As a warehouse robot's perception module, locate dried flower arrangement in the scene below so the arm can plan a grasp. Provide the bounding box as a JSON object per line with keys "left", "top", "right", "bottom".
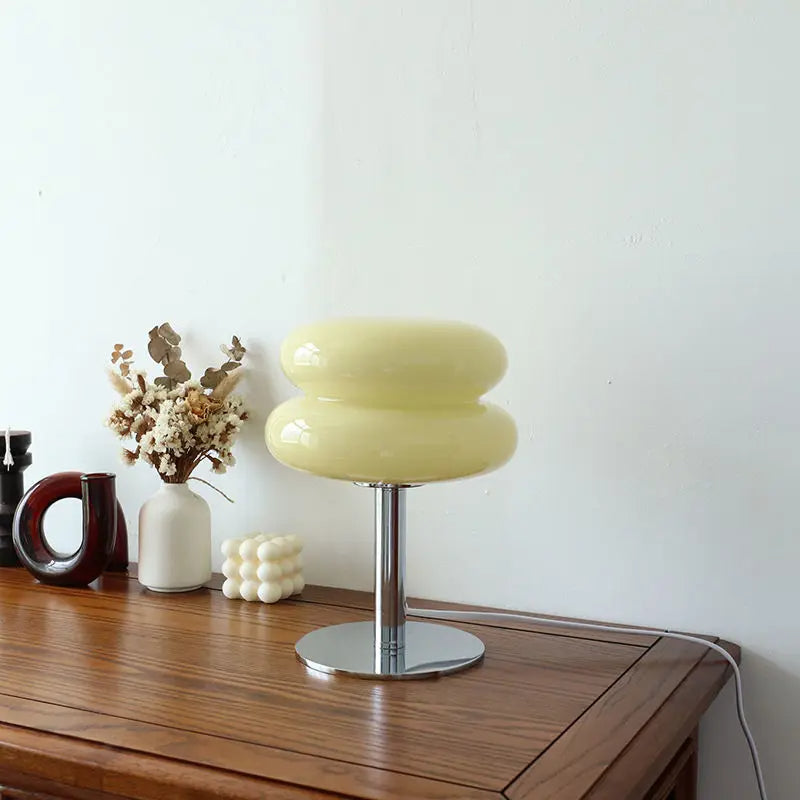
{"left": 105, "top": 323, "right": 248, "bottom": 486}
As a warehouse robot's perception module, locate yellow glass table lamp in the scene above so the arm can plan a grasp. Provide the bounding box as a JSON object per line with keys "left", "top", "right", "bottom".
{"left": 266, "top": 318, "right": 516, "bottom": 679}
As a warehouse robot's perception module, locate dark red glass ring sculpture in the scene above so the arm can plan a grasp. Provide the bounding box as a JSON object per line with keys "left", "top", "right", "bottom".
{"left": 12, "top": 471, "right": 128, "bottom": 586}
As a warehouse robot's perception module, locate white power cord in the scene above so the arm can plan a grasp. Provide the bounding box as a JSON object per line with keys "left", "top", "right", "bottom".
{"left": 407, "top": 605, "right": 768, "bottom": 800}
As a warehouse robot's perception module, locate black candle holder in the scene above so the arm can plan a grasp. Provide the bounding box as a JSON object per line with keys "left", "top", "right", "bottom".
{"left": 0, "top": 430, "right": 33, "bottom": 567}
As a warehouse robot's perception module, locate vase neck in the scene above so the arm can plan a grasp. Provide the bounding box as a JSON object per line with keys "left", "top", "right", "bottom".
{"left": 159, "top": 482, "right": 191, "bottom": 492}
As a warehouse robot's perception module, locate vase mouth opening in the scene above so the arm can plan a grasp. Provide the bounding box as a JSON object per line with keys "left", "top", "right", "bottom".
{"left": 160, "top": 481, "right": 189, "bottom": 488}
{"left": 81, "top": 472, "right": 115, "bottom": 482}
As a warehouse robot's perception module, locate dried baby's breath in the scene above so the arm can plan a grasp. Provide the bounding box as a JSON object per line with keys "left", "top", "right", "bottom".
{"left": 105, "top": 325, "right": 248, "bottom": 484}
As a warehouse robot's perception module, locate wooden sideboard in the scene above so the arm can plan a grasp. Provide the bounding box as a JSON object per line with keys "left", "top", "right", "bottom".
{"left": 0, "top": 569, "right": 736, "bottom": 799}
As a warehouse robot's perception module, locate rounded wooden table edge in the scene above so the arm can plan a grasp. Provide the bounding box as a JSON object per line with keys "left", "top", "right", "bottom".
{"left": 0, "top": 720, "right": 349, "bottom": 800}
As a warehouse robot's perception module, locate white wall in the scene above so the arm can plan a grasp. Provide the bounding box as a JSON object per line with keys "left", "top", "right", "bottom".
{"left": 1, "top": 2, "right": 797, "bottom": 797}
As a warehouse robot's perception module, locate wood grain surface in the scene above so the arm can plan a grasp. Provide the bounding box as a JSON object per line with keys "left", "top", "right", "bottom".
{"left": 505, "top": 637, "right": 710, "bottom": 799}
{"left": 0, "top": 569, "right": 735, "bottom": 800}
{"left": 0, "top": 722, "right": 339, "bottom": 800}
{"left": 585, "top": 646, "right": 737, "bottom": 800}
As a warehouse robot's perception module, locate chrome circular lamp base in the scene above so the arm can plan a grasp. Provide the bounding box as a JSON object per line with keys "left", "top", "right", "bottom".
{"left": 296, "top": 621, "right": 485, "bottom": 679}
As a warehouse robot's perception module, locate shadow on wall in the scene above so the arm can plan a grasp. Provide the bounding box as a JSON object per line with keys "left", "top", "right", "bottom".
{"left": 238, "top": 339, "right": 278, "bottom": 453}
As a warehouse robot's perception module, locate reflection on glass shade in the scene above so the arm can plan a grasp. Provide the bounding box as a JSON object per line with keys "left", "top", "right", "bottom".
{"left": 266, "top": 318, "right": 517, "bottom": 484}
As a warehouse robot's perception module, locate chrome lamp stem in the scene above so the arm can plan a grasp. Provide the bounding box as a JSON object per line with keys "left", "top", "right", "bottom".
{"left": 294, "top": 482, "right": 484, "bottom": 679}
{"left": 374, "top": 485, "right": 406, "bottom": 672}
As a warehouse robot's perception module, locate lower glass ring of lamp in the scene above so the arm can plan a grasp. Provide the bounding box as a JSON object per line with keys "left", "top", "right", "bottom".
{"left": 295, "top": 483, "right": 486, "bottom": 679}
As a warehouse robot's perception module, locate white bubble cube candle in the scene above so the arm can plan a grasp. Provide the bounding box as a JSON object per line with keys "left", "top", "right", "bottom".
{"left": 220, "top": 533, "right": 305, "bottom": 603}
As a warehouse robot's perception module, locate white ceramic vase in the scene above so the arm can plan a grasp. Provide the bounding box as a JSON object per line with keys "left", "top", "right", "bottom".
{"left": 138, "top": 482, "right": 212, "bottom": 592}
